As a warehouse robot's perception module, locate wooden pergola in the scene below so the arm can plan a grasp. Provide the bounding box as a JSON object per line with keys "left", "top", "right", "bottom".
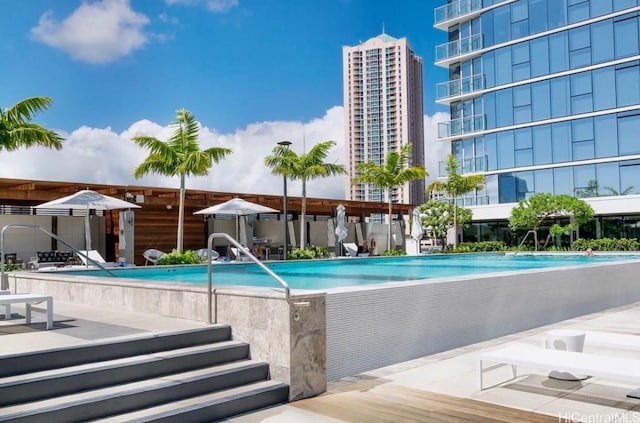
{"left": 0, "top": 178, "right": 415, "bottom": 264}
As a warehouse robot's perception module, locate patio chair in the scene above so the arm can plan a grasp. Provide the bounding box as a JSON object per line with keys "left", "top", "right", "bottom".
{"left": 143, "top": 249, "right": 167, "bottom": 265}
{"left": 196, "top": 248, "right": 220, "bottom": 262}
{"left": 343, "top": 242, "right": 358, "bottom": 257}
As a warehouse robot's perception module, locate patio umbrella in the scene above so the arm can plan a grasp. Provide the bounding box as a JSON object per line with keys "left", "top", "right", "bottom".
{"left": 411, "top": 208, "right": 424, "bottom": 253}
{"left": 194, "top": 198, "right": 279, "bottom": 241}
{"left": 34, "top": 189, "right": 140, "bottom": 251}
{"left": 334, "top": 204, "right": 347, "bottom": 254}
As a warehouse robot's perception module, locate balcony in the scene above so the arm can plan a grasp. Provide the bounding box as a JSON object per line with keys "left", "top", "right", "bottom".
{"left": 434, "top": 0, "right": 483, "bottom": 30}
{"left": 437, "top": 114, "right": 485, "bottom": 139}
{"left": 436, "top": 74, "right": 485, "bottom": 104}
{"left": 435, "top": 34, "right": 483, "bottom": 68}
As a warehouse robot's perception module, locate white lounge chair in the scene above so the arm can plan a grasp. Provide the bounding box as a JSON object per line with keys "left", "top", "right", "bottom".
{"left": 343, "top": 242, "right": 358, "bottom": 257}
{"left": 143, "top": 249, "right": 166, "bottom": 265}
{"left": 196, "top": 248, "right": 220, "bottom": 262}
{"left": 78, "top": 250, "right": 107, "bottom": 266}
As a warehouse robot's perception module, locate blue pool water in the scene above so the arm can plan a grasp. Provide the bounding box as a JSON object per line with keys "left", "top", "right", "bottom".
{"left": 62, "top": 253, "right": 640, "bottom": 290}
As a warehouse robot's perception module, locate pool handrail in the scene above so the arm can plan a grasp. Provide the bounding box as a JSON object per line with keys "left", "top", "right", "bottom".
{"left": 514, "top": 230, "right": 538, "bottom": 256}
{"left": 1, "top": 223, "right": 116, "bottom": 290}
{"left": 206, "top": 232, "right": 309, "bottom": 324}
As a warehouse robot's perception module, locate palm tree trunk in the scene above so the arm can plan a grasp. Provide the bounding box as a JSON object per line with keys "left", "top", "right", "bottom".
{"left": 452, "top": 195, "right": 457, "bottom": 248}
{"left": 177, "top": 175, "right": 185, "bottom": 253}
{"left": 387, "top": 193, "right": 393, "bottom": 251}
{"left": 300, "top": 178, "right": 307, "bottom": 249}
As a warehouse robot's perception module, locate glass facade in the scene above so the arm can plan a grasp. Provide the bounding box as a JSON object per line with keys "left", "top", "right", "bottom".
{"left": 434, "top": 0, "right": 640, "bottom": 222}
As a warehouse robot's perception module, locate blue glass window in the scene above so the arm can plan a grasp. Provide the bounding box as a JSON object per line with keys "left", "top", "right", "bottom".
{"left": 552, "top": 122, "right": 571, "bottom": 162}
{"left": 481, "top": 10, "right": 495, "bottom": 46}
{"left": 484, "top": 92, "right": 496, "bottom": 129}
{"left": 571, "top": 72, "right": 591, "bottom": 96}
{"left": 572, "top": 94, "right": 593, "bottom": 114}
{"left": 591, "top": 20, "right": 614, "bottom": 64}
{"left": 497, "top": 131, "right": 515, "bottom": 169}
{"left": 515, "top": 149, "right": 533, "bottom": 166}
{"left": 495, "top": 47, "right": 512, "bottom": 85}
{"left": 516, "top": 171, "right": 534, "bottom": 200}
{"left": 568, "top": 1, "right": 590, "bottom": 24}
{"left": 511, "top": 20, "right": 530, "bottom": 39}
{"left": 614, "top": 0, "right": 638, "bottom": 12}
{"left": 573, "top": 118, "right": 593, "bottom": 142}
{"left": 483, "top": 52, "right": 495, "bottom": 88}
{"left": 513, "top": 85, "right": 531, "bottom": 107}
{"left": 553, "top": 167, "right": 574, "bottom": 195}
{"left": 494, "top": 5, "right": 511, "bottom": 44}
{"left": 614, "top": 17, "right": 640, "bottom": 59}
{"left": 549, "top": 32, "right": 568, "bottom": 73}
{"left": 512, "top": 42, "right": 529, "bottom": 64}
{"left": 548, "top": 0, "right": 567, "bottom": 30}
{"left": 596, "top": 162, "right": 620, "bottom": 196}
{"left": 496, "top": 89, "right": 513, "bottom": 127}
{"left": 620, "top": 161, "right": 640, "bottom": 195}
{"left": 515, "top": 128, "right": 532, "bottom": 149}
{"left": 532, "top": 80, "right": 551, "bottom": 121}
{"left": 513, "top": 63, "right": 531, "bottom": 81}
{"left": 574, "top": 164, "right": 596, "bottom": 197}
{"left": 591, "top": 0, "right": 613, "bottom": 17}
{"left": 573, "top": 140, "right": 595, "bottom": 160}
{"left": 593, "top": 67, "right": 617, "bottom": 111}
{"left": 530, "top": 37, "right": 549, "bottom": 77}
{"left": 569, "top": 26, "right": 591, "bottom": 69}
{"left": 595, "top": 114, "right": 619, "bottom": 158}
{"left": 498, "top": 173, "right": 516, "bottom": 203}
{"left": 485, "top": 133, "right": 497, "bottom": 170}
{"left": 534, "top": 169, "right": 553, "bottom": 194}
{"left": 550, "top": 77, "right": 569, "bottom": 118}
{"left": 514, "top": 105, "right": 532, "bottom": 123}
{"left": 529, "top": 0, "right": 548, "bottom": 34}
{"left": 618, "top": 114, "right": 640, "bottom": 155}
{"left": 616, "top": 64, "right": 640, "bottom": 107}
{"left": 533, "top": 125, "right": 552, "bottom": 165}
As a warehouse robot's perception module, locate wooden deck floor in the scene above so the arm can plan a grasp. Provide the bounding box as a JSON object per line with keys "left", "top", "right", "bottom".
{"left": 292, "top": 383, "right": 557, "bottom": 423}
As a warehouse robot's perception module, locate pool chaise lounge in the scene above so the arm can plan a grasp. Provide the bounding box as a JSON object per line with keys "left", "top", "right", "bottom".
{"left": 0, "top": 293, "right": 53, "bottom": 330}
{"left": 478, "top": 344, "right": 640, "bottom": 391}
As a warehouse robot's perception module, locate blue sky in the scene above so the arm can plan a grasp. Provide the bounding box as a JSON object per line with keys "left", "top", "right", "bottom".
{"left": 0, "top": 0, "right": 450, "bottom": 199}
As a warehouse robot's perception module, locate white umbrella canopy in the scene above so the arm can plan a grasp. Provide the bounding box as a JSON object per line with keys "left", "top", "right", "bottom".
{"left": 194, "top": 198, "right": 279, "bottom": 241}
{"left": 334, "top": 204, "right": 347, "bottom": 242}
{"left": 411, "top": 208, "right": 424, "bottom": 243}
{"left": 35, "top": 189, "right": 140, "bottom": 251}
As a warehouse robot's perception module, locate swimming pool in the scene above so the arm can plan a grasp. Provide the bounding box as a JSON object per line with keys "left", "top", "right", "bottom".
{"left": 61, "top": 253, "right": 640, "bottom": 290}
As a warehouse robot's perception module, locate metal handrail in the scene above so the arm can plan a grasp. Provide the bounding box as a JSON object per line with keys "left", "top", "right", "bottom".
{"left": 1, "top": 224, "right": 116, "bottom": 290}
{"left": 514, "top": 230, "right": 538, "bottom": 256}
{"left": 206, "top": 232, "right": 309, "bottom": 324}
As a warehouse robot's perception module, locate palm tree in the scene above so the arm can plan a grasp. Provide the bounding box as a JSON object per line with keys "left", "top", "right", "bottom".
{"left": 0, "top": 97, "right": 63, "bottom": 151}
{"left": 265, "top": 140, "right": 346, "bottom": 249}
{"left": 352, "top": 144, "right": 427, "bottom": 251}
{"left": 132, "top": 109, "right": 232, "bottom": 253}
{"left": 426, "top": 154, "right": 485, "bottom": 248}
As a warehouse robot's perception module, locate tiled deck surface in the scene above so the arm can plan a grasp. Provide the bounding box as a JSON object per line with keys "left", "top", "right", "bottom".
{"left": 3, "top": 300, "right": 640, "bottom": 422}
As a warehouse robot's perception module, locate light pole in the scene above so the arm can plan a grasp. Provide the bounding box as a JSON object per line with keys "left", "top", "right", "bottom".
{"left": 278, "top": 140, "right": 292, "bottom": 260}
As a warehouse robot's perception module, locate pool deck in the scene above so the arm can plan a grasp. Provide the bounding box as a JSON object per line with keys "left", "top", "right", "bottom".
{"left": 2, "top": 300, "right": 640, "bottom": 422}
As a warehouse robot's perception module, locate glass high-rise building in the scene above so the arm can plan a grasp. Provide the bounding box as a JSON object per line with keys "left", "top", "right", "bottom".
{"left": 434, "top": 0, "right": 640, "bottom": 243}
{"left": 343, "top": 33, "right": 425, "bottom": 206}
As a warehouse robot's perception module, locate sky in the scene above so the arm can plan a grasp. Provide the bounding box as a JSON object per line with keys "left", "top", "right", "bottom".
{"left": 0, "top": 0, "right": 450, "bottom": 201}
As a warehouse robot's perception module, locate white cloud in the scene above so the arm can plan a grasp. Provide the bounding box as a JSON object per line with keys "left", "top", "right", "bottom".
{"left": 165, "top": 0, "right": 239, "bottom": 13}
{"left": 31, "top": 0, "right": 149, "bottom": 64}
{"left": 0, "top": 108, "right": 446, "bottom": 203}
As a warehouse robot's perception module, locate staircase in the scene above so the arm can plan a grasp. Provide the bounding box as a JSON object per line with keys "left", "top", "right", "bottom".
{"left": 0, "top": 326, "right": 289, "bottom": 422}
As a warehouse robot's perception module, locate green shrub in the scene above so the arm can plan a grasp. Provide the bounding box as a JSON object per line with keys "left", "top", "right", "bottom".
{"left": 450, "top": 241, "right": 507, "bottom": 253}
{"left": 2, "top": 262, "right": 22, "bottom": 271}
{"left": 287, "top": 245, "right": 329, "bottom": 260}
{"left": 382, "top": 248, "right": 406, "bottom": 256}
{"left": 573, "top": 238, "right": 639, "bottom": 251}
{"left": 156, "top": 249, "right": 203, "bottom": 265}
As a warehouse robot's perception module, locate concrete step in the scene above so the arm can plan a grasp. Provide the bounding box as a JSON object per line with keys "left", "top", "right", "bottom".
{"left": 0, "top": 340, "right": 249, "bottom": 407}
{"left": 0, "top": 325, "right": 232, "bottom": 378}
{"left": 93, "top": 380, "right": 289, "bottom": 423}
{"left": 0, "top": 360, "right": 270, "bottom": 422}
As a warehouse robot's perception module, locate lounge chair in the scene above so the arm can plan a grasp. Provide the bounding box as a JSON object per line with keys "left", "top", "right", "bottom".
{"left": 77, "top": 250, "right": 107, "bottom": 266}
{"left": 196, "top": 248, "right": 220, "bottom": 262}
{"left": 143, "top": 249, "right": 166, "bottom": 265}
{"left": 343, "top": 242, "right": 358, "bottom": 257}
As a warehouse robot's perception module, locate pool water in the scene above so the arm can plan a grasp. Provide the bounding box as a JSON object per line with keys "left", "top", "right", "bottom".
{"left": 63, "top": 253, "right": 640, "bottom": 290}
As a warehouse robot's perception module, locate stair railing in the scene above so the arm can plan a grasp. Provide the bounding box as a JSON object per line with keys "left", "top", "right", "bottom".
{"left": 205, "top": 232, "right": 309, "bottom": 324}
{"left": 1, "top": 224, "right": 116, "bottom": 290}
{"left": 514, "top": 230, "right": 538, "bottom": 256}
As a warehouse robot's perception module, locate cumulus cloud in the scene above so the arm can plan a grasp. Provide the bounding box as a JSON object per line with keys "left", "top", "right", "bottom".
{"left": 165, "top": 0, "right": 239, "bottom": 13}
{"left": 0, "top": 108, "right": 448, "bottom": 202}
{"left": 31, "top": 0, "right": 149, "bottom": 64}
